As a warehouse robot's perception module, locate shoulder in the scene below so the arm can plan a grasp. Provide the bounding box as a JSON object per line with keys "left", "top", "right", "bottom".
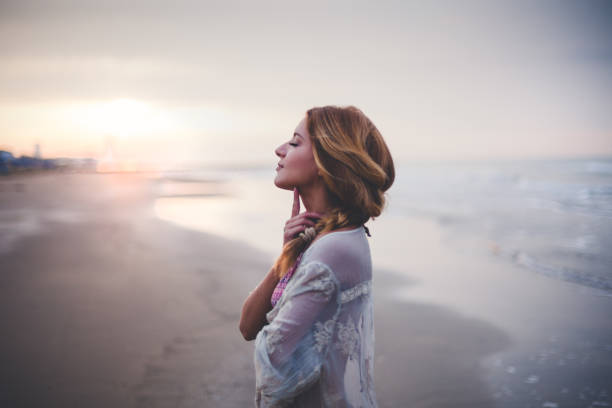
{"left": 307, "top": 228, "right": 363, "bottom": 258}
{"left": 311, "top": 225, "right": 357, "bottom": 244}
{"left": 302, "top": 226, "right": 372, "bottom": 284}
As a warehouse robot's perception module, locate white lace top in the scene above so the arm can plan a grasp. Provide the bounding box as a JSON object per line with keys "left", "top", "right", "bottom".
{"left": 254, "top": 226, "right": 377, "bottom": 407}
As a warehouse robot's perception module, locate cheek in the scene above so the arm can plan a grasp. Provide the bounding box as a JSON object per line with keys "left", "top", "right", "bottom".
{"left": 297, "top": 153, "right": 318, "bottom": 175}
{"left": 283, "top": 152, "right": 318, "bottom": 182}
{"left": 288, "top": 149, "right": 309, "bottom": 166}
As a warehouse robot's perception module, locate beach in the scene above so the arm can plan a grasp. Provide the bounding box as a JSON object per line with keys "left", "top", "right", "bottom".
{"left": 1, "top": 172, "right": 265, "bottom": 407}
{"left": 1, "top": 171, "right": 610, "bottom": 408}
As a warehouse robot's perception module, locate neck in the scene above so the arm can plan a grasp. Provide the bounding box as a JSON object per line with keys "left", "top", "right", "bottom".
{"left": 297, "top": 182, "right": 332, "bottom": 215}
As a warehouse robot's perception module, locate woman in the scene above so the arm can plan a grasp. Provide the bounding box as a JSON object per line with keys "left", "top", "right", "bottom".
{"left": 239, "top": 105, "right": 394, "bottom": 407}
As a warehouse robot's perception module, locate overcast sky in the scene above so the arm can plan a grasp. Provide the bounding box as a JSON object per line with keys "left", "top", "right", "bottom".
{"left": 1, "top": 0, "right": 611, "bottom": 166}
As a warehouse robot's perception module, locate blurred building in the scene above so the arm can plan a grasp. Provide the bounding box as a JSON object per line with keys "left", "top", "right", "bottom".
{"left": 0, "top": 149, "right": 97, "bottom": 174}
{"left": 0, "top": 150, "right": 15, "bottom": 174}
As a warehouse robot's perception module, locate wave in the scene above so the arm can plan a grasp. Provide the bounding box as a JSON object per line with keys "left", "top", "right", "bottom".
{"left": 491, "top": 244, "right": 612, "bottom": 295}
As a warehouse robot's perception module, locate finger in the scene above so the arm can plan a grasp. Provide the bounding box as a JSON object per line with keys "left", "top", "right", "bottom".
{"left": 286, "top": 213, "right": 321, "bottom": 226}
{"left": 284, "top": 219, "right": 315, "bottom": 234}
{"left": 286, "top": 218, "right": 316, "bottom": 229}
{"left": 302, "top": 212, "right": 323, "bottom": 219}
{"left": 285, "top": 224, "right": 309, "bottom": 239}
{"left": 291, "top": 188, "right": 300, "bottom": 217}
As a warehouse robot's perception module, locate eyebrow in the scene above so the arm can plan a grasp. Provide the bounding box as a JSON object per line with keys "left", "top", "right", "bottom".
{"left": 293, "top": 132, "right": 304, "bottom": 139}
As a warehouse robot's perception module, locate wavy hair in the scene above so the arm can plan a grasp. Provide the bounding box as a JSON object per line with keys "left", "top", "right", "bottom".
{"left": 273, "top": 105, "right": 395, "bottom": 279}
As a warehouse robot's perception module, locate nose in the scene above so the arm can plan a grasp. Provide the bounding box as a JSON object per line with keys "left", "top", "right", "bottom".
{"left": 275, "top": 143, "right": 286, "bottom": 158}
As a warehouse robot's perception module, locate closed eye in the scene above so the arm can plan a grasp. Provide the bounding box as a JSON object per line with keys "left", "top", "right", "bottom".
{"left": 289, "top": 142, "right": 298, "bottom": 147}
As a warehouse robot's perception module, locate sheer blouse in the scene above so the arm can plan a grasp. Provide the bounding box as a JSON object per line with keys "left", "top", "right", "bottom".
{"left": 254, "top": 226, "right": 377, "bottom": 407}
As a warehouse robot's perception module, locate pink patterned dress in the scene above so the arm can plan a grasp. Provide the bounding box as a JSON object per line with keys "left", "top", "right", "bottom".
{"left": 270, "top": 252, "right": 305, "bottom": 307}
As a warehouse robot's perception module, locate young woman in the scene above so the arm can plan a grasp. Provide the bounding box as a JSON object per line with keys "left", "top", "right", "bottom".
{"left": 239, "top": 105, "right": 395, "bottom": 407}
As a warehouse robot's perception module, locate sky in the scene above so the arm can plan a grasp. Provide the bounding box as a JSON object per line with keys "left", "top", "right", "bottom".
{"left": 0, "top": 0, "right": 611, "bottom": 168}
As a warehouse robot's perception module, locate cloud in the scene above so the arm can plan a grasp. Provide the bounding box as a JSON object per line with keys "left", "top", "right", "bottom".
{"left": 0, "top": 0, "right": 611, "bottom": 161}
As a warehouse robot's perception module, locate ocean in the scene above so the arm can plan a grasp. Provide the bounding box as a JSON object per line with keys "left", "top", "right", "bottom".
{"left": 154, "top": 156, "right": 612, "bottom": 296}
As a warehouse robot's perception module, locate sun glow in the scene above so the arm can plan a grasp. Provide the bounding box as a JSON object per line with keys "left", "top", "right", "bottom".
{"left": 68, "top": 98, "right": 175, "bottom": 138}
{"left": 0, "top": 98, "right": 277, "bottom": 168}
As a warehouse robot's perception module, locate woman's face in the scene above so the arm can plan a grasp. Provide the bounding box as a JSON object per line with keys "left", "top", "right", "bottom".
{"left": 274, "top": 116, "right": 320, "bottom": 191}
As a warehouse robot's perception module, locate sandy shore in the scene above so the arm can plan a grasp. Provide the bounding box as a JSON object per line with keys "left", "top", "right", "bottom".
{"left": 0, "top": 172, "right": 268, "bottom": 407}
{"left": 0, "top": 172, "right": 610, "bottom": 408}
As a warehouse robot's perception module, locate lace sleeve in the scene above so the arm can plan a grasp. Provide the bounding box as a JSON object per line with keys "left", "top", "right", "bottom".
{"left": 254, "top": 261, "right": 338, "bottom": 407}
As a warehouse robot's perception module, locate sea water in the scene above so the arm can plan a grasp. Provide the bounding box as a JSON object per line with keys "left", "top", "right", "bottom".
{"left": 154, "top": 156, "right": 612, "bottom": 295}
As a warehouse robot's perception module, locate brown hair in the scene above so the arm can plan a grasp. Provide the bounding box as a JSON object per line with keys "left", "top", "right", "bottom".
{"left": 273, "top": 105, "right": 395, "bottom": 278}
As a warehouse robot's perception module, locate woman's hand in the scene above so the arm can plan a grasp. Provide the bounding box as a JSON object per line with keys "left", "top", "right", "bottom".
{"left": 239, "top": 188, "right": 323, "bottom": 341}
{"left": 283, "top": 188, "right": 322, "bottom": 246}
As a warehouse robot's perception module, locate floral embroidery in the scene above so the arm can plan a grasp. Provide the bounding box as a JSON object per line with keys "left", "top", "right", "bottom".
{"left": 254, "top": 235, "right": 378, "bottom": 407}
{"left": 313, "top": 319, "right": 336, "bottom": 352}
{"left": 336, "top": 316, "right": 360, "bottom": 359}
{"left": 339, "top": 280, "right": 371, "bottom": 304}
{"left": 266, "top": 328, "right": 283, "bottom": 354}
{"left": 307, "top": 272, "right": 336, "bottom": 299}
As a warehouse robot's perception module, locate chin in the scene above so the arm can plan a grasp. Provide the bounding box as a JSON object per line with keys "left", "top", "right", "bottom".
{"left": 273, "top": 177, "right": 294, "bottom": 191}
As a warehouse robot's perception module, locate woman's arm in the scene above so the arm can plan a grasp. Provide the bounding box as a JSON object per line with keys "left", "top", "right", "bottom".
{"left": 239, "top": 266, "right": 279, "bottom": 341}
{"left": 254, "top": 261, "right": 337, "bottom": 405}
{"left": 240, "top": 188, "right": 321, "bottom": 341}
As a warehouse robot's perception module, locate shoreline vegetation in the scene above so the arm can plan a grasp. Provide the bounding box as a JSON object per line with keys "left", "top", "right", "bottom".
{"left": 1, "top": 172, "right": 610, "bottom": 407}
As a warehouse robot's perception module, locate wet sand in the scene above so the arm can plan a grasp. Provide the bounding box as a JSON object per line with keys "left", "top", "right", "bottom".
{"left": 0, "top": 172, "right": 609, "bottom": 407}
